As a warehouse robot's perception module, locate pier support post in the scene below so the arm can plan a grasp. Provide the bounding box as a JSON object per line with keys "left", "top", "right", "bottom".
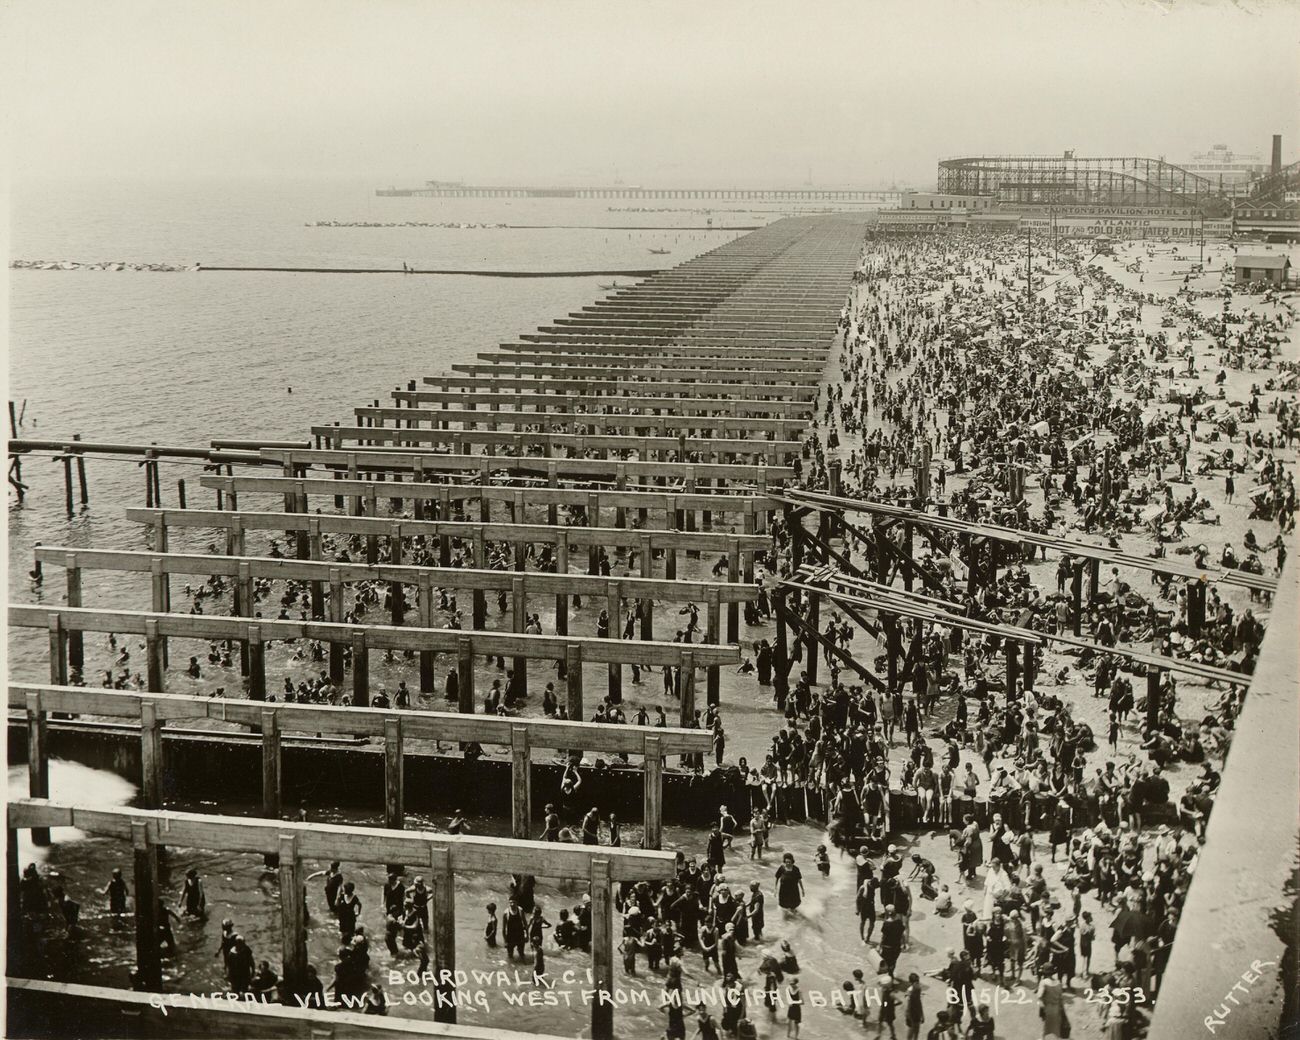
{"left": 72, "top": 433, "right": 89, "bottom": 506}
{"left": 389, "top": 523, "right": 405, "bottom": 625}
{"left": 590, "top": 857, "right": 615, "bottom": 1040}
{"left": 643, "top": 735, "right": 663, "bottom": 851}
{"left": 706, "top": 587, "right": 721, "bottom": 707}
{"left": 150, "top": 557, "right": 170, "bottom": 669}
{"left": 510, "top": 725, "right": 531, "bottom": 841}
{"left": 308, "top": 519, "right": 324, "bottom": 619}
{"left": 1005, "top": 641, "right": 1019, "bottom": 699}
{"left": 805, "top": 589, "right": 820, "bottom": 686}
{"left": 352, "top": 630, "right": 369, "bottom": 707}
{"left": 384, "top": 718, "right": 404, "bottom": 831}
{"left": 679, "top": 650, "right": 695, "bottom": 727}
{"left": 418, "top": 573, "right": 436, "bottom": 694}
{"left": 278, "top": 835, "right": 306, "bottom": 1004}
{"left": 145, "top": 619, "right": 165, "bottom": 693}
{"left": 606, "top": 581, "right": 622, "bottom": 703}
{"left": 1188, "top": 580, "right": 1206, "bottom": 638}
{"left": 262, "top": 710, "right": 281, "bottom": 820}
{"left": 566, "top": 645, "right": 583, "bottom": 720}
{"left": 471, "top": 532, "right": 487, "bottom": 629}
{"left": 456, "top": 637, "right": 474, "bottom": 714}
{"left": 773, "top": 587, "right": 789, "bottom": 708}
{"left": 1070, "top": 562, "right": 1084, "bottom": 636}
{"left": 140, "top": 701, "right": 163, "bottom": 809}
{"left": 430, "top": 846, "right": 456, "bottom": 1024}
{"left": 25, "top": 692, "right": 50, "bottom": 846}
{"left": 328, "top": 570, "right": 344, "bottom": 682}
{"left": 512, "top": 577, "right": 527, "bottom": 693}
{"left": 726, "top": 539, "right": 741, "bottom": 642}
{"left": 555, "top": 539, "right": 569, "bottom": 638}
{"left": 238, "top": 562, "right": 253, "bottom": 677}
{"left": 247, "top": 624, "right": 266, "bottom": 701}
{"left": 47, "top": 614, "right": 67, "bottom": 687}
{"left": 65, "top": 557, "right": 83, "bottom": 674}
{"left": 132, "top": 822, "right": 161, "bottom": 992}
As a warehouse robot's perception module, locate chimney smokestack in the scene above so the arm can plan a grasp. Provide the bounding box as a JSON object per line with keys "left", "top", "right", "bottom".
{"left": 1272, "top": 135, "right": 1282, "bottom": 176}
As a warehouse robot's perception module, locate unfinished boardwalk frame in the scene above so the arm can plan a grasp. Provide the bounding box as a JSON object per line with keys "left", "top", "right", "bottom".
{"left": 11, "top": 604, "right": 730, "bottom": 726}
{"left": 10, "top": 683, "right": 710, "bottom": 849}
{"left": 8, "top": 799, "right": 672, "bottom": 1038}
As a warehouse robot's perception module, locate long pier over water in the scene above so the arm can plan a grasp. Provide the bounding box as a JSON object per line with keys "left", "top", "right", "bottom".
{"left": 379, "top": 183, "right": 902, "bottom": 204}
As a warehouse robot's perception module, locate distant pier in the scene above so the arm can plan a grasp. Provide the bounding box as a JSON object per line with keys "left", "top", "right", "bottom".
{"left": 378, "top": 182, "right": 903, "bottom": 203}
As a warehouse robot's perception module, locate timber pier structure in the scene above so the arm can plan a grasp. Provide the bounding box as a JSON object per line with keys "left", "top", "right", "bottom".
{"left": 7, "top": 213, "right": 1296, "bottom": 1039}
{"left": 7, "top": 215, "right": 868, "bottom": 1039}
{"left": 378, "top": 182, "right": 902, "bottom": 204}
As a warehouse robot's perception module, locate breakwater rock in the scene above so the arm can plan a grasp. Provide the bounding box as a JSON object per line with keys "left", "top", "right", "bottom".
{"left": 309, "top": 220, "right": 510, "bottom": 228}
{"left": 10, "top": 259, "right": 197, "bottom": 272}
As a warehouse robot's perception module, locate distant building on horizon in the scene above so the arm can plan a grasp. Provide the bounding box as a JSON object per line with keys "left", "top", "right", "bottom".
{"left": 1182, "top": 144, "right": 1268, "bottom": 195}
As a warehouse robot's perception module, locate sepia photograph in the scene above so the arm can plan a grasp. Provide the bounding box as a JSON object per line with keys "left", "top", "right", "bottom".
{"left": 2, "top": 1, "right": 1298, "bottom": 1038}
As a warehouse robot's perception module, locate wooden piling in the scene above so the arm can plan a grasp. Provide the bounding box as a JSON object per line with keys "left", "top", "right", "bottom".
{"left": 566, "top": 644, "right": 583, "bottom": 720}
{"left": 590, "top": 857, "right": 615, "bottom": 1040}
{"left": 456, "top": 637, "right": 474, "bottom": 714}
{"left": 679, "top": 649, "right": 695, "bottom": 726}
{"left": 247, "top": 623, "right": 266, "bottom": 701}
{"left": 72, "top": 433, "right": 89, "bottom": 506}
{"left": 25, "top": 692, "right": 50, "bottom": 846}
{"left": 510, "top": 725, "right": 531, "bottom": 840}
{"left": 429, "top": 845, "right": 456, "bottom": 1024}
{"left": 705, "top": 586, "right": 721, "bottom": 706}
{"left": 643, "top": 735, "right": 663, "bottom": 850}
{"left": 384, "top": 718, "right": 404, "bottom": 830}
{"left": 62, "top": 454, "right": 74, "bottom": 516}
{"left": 512, "top": 577, "right": 528, "bottom": 688}
{"left": 65, "top": 556, "right": 83, "bottom": 673}
{"left": 328, "top": 570, "right": 345, "bottom": 682}
{"left": 139, "top": 700, "right": 164, "bottom": 809}
{"left": 418, "top": 573, "right": 436, "bottom": 693}
{"left": 262, "top": 710, "right": 281, "bottom": 820}
{"left": 132, "top": 821, "right": 161, "bottom": 991}
{"left": 352, "top": 630, "right": 369, "bottom": 706}
{"left": 278, "top": 835, "right": 307, "bottom": 1003}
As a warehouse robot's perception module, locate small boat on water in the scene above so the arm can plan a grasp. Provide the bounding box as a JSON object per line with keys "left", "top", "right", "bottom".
{"left": 599, "top": 282, "right": 622, "bottom": 290}
{"left": 649, "top": 248, "right": 670, "bottom": 255}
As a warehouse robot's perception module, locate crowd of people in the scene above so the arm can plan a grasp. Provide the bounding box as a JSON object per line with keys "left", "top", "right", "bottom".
{"left": 14, "top": 229, "right": 1296, "bottom": 1039}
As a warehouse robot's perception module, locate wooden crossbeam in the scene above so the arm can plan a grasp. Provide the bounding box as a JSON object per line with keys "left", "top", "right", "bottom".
{"left": 789, "top": 575, "right": 1251, "bottom": 686}
{"left": 391, "top": 389, "right": 810, "bottom": 417}
{"left": 354, "top": 407, "right": 805, "bottom": 436}
{"left": 783, "top": 488, "right": 1278, "bottom": 592}
{"left": 9, "top": 683, "right": 712, "bottom": 755}
{"left": 258, "top": 448, "right": 794, "bottom": 483}
{"left": 420, "top": 375, "right": 819, "bottom": 400}
{"left": 35, "top": 547, "right": 757, "bottom": 603}
{"left": 318, "top": 425, "right": 798, "bottom": 458}
{"left": 8, "top": 605, "right": 737, "bottom": 668}
{"left": 6, "top": 799, "right": 673, "bottom": 882}
{"left": 189, "top": 479, "right": 775, "bottom": 517}
{"left": 129, "top": 506, "right": 767, "bottom": 551}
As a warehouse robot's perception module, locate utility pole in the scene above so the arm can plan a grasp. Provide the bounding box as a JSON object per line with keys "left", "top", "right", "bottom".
{"left": 1026, "top": 227, "right": 1033, "bottom": 308}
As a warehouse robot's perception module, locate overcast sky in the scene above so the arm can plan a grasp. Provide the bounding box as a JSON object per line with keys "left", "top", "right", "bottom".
{"left": 2, "top": 0, "right": 1298, "bottom": 187}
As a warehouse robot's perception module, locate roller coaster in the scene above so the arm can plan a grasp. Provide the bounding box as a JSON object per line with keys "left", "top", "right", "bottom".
{"left": 937, "top": 154, "right": 1232, "bottom": 215}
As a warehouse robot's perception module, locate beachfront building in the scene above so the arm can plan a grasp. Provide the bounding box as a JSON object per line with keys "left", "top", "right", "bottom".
{"left": 1234, "top": 254, "right": 1292, "bottom": 285}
